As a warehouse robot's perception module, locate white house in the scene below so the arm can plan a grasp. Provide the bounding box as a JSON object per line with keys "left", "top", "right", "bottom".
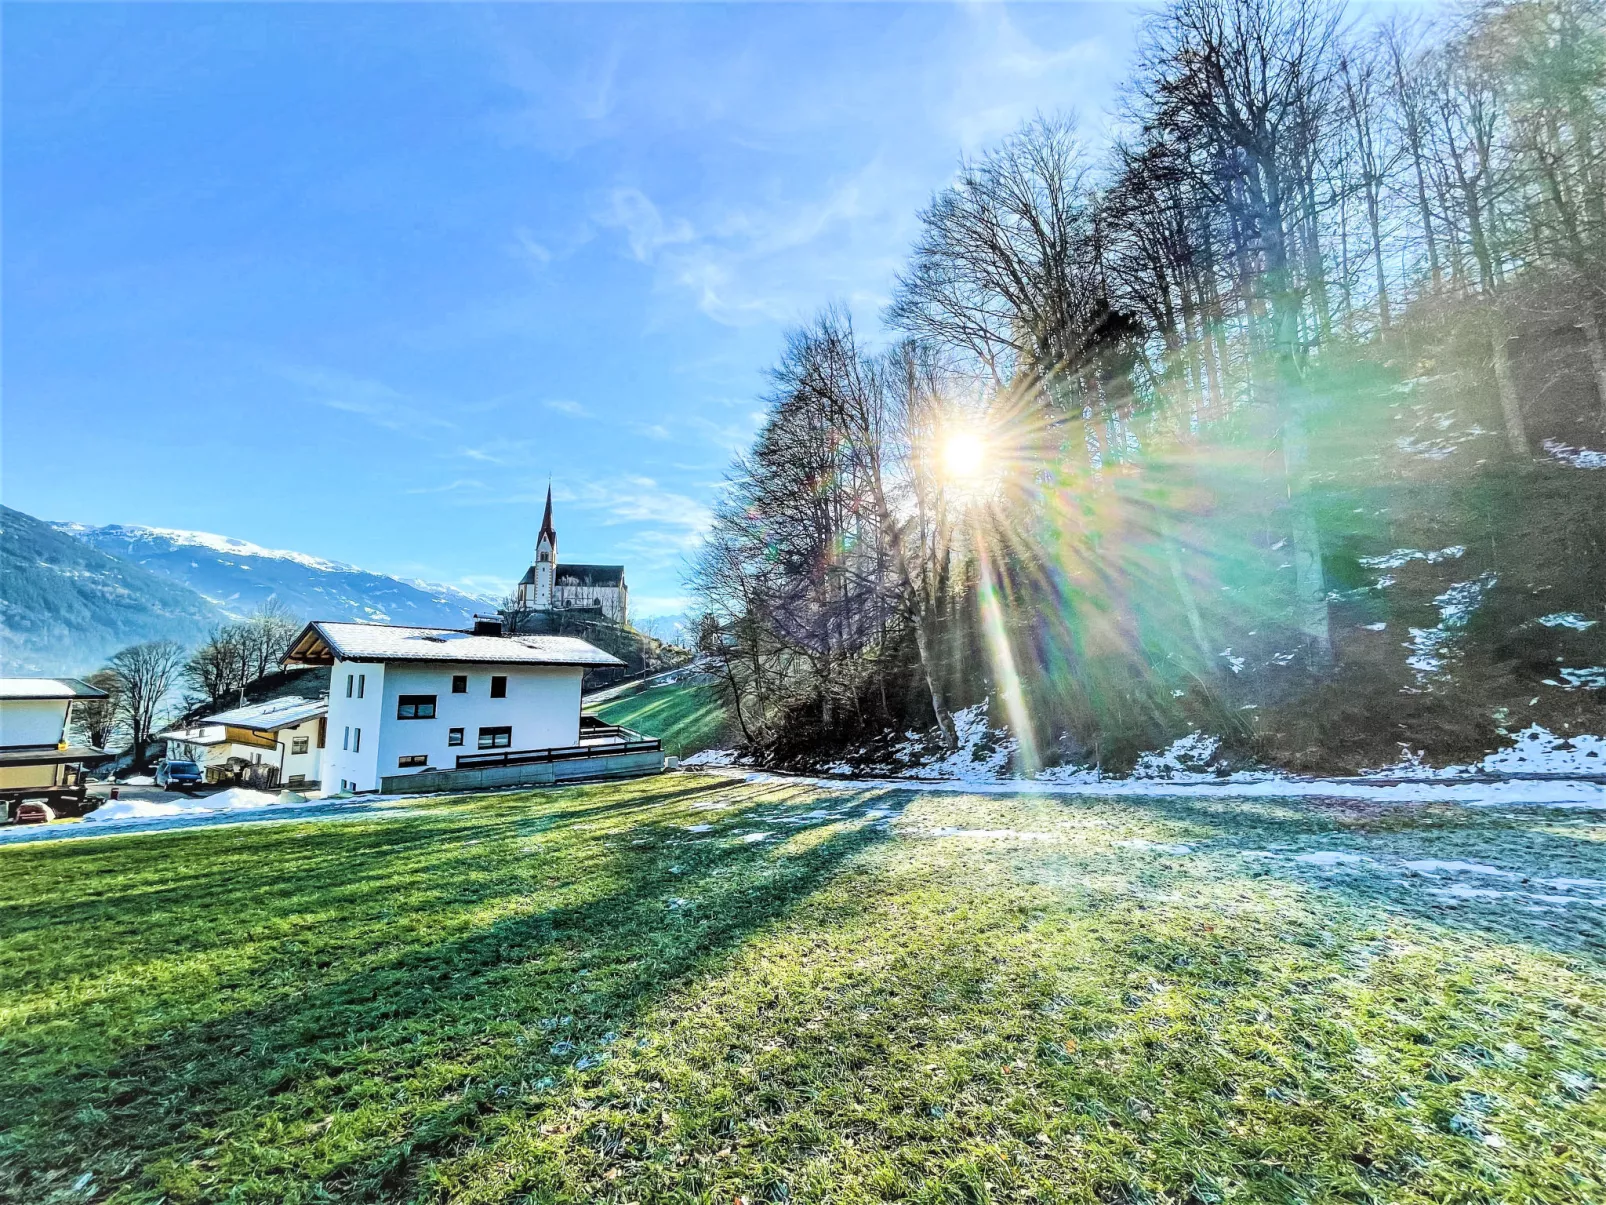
{"left": 158, "top": 695, "right": 328, "bottom": 789}
{"left": 0, "top": 677, "right": 108, "bottom": 815}
{"left": 284, "top": 618, "right": 625, "bottom": 793}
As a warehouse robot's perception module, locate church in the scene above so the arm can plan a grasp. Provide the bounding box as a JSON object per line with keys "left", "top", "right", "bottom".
{"left": 514, "top": 486, "right": 629, "bottom": 625}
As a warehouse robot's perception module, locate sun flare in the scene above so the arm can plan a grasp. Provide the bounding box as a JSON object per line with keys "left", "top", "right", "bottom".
{"left": 940, "top": 431, "right": 988, "bottom": 482}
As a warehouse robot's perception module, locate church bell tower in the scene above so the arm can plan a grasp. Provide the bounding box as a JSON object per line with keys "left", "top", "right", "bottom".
{"left": 531, "top": 484, "right": 557, "bottom": 609}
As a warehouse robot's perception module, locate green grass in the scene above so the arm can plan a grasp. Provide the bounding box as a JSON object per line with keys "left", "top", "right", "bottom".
{"left": 2, "top": 776, "right": 1604, "bottom": 1204}
{"left": 589, "top": 679, "right": 733, "bottom": 759}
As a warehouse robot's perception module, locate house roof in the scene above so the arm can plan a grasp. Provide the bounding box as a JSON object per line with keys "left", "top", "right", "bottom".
{"left": 201, "top": 695, "right": 327, "bottom": 731}
{"left": 555, "top": 564, "right": 625, "bottom": 588}
{"left": 285, "top": 621, "right": 625, "bottom": 668}
{"left": 0, "top": 744, "right": 109, "bottom": 766}
{"left": 0, "top": 678, "right": 108, "bottom": 701}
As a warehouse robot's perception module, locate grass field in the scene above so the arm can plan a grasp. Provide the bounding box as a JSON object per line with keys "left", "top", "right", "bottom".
{"left": 588, "top": 679, "right": 732, "bottom": 759}
{"left": 2, "top": 774, "right": 1604, "bottom": 1204}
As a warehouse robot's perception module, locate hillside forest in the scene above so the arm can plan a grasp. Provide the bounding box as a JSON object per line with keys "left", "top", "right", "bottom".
{"left": 690, "top": 0, "right": 1606, "bottom": 775}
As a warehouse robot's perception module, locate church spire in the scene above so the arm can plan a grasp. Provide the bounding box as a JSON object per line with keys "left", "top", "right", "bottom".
{"left": 538, "top": 482, "right": 556, "bottom": 546}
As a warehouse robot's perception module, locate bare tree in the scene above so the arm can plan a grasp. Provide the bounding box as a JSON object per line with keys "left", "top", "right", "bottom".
{"left": 108, "top": 640, "right": 186, "bottom": 767}
{"left": 73, "top": 668, "right": 124, "bottom": 751}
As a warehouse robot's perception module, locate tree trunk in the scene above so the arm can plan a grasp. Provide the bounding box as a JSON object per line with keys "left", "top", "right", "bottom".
{"left": 1490, "top": 323, "right": 1529, "bottom": 459}
{"left": 1579, "top": 309, "right": 1606, "bottom": 432}
{"left": 1162, "top": 521, "right": 1218, "bottom": 676}
{"left": 1280, "top": 400, "right": 1332, "bottom": 666}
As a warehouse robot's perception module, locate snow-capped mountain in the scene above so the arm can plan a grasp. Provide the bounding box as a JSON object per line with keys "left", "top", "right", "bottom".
{"left": 59, "top": 521, "right": 497, "bottom": 630}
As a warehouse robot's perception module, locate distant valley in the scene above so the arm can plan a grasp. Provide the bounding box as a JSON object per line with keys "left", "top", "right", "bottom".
{"left": 1, "top": 505, "right": 494, "bottom": 676}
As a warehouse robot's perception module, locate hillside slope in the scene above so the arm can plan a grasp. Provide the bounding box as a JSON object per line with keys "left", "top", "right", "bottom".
{"left": 587, "top": 674, "right": 734, "bottom": 759}
{"left": 0, "top": 506, "right": 216, "bottom": 675}
{"left": 60, "top": 523, "right": 489, "bottom": 630}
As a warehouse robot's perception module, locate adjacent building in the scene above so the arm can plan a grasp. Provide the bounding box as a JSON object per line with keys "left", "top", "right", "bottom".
{"left": 158, "top": 695, "right": 328, "bottom": 789}
{"left": 514, "top": 486, "right": 628, "bottom": 625}
{"left": 0, "top": 678, "right": 108, "bottom": 816}
{"left": 285, "top": 617, "right": 628, "bottom": 793}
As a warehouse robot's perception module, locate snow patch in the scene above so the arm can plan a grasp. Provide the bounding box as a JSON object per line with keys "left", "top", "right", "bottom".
{"left": 1132, "top": 732, "right": 1222, "bottom": 781}
{"left": 920, "top": 827, "right": 1057, "bottom": 841}
{"left": 681, "top": 748, "right": 740, "bottom": 768}
{"left": 86, "top": 787, "right": 291, "bottom": 823}
{"left": 1405, "top": 573, "right": 1496, "bottom": 684}
{"left": 1537, "top": 612, "right": 1598, "bottom": 631}
{"left": 1294, "top": 851, "right": 1367, "bottom": 866}
{"left": 1542, "top": 439, "right": 1606, "bottom": 469}
{"left": 1403, "top": 859, "right": 1516, "bottom": 878}
{"left": 1115, "top": 838, "right": 1194, "bottom": 855}
{"left": 1359, "top": 546, "right": 1466, "bottom": 571}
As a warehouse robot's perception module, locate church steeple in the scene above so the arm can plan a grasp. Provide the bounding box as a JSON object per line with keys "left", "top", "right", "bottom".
{"left": 537, "top": 483, "right": 556, "bottom": 549}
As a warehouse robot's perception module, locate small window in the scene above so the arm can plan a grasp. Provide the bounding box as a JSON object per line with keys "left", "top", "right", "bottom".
{"left": 357, "top": 674, "right": 366, "bottom": 699}
{"left": 346, "top": 674, "right": 354, "bottom": 698}
{"left": 288, "top": 774, "right": 305, "bottom": 786}
{"left": 291, "top": 737, "right": 309, "bottom": 755}
{"left": 490, "top": 675, "right": 507, "bottom": 698}
{"left": 447, "top": 727, "right": 464, "bottom": 747}
{"left": 478, "top": 726, "right": 511, "bottom": 749}
{"left": 397, "top": 694, "right": 437, "bottom": 720}
{"left": 538, "top": 550, "right": 550, "bottom": 562}
{"left": 343, "top": 726, "right": 350, "bottom": 751}
{"left": 397, "top": 754, "right": 428, "bottom": 768}
{"left": 353, "top": 727, "right": 361, "bottom": 753}
{"left": 451, "top": 674, "right": 467, "bottom": 694}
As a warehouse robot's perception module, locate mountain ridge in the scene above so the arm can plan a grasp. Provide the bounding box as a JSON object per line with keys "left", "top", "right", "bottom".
{"left": 1, "top": 505, "right": 502, "bottom": 676}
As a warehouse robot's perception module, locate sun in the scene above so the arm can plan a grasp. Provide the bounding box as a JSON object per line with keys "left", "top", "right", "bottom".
{"left": 941, "top": 430, "right": 988, "bottom": 482}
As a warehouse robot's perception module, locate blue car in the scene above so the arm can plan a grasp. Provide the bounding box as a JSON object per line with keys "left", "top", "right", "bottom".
{"left": 155, "top": 760, "right": 203, "bottom": 791}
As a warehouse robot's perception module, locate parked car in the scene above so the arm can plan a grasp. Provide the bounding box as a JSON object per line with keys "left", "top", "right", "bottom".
{"left": 155, "top": 760, "right": 204, "bottom": 791}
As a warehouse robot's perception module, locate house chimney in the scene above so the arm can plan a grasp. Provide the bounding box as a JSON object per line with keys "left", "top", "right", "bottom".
{"left": 472, "top": 615, "right": 505, "bottom": 637}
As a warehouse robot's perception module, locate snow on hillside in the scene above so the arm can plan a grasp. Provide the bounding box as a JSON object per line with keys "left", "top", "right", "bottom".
{"left": 58, "top": 521, "right": 495, "bottom": 629}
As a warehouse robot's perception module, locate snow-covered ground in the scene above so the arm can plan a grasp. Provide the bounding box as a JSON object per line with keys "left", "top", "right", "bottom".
{"left": 683, "top": 703, "right": 1606, "bottom": 808}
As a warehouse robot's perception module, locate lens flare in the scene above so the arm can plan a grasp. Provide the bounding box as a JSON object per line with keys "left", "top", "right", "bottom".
{"left": 941, "top": 431, "right": 988, "bottom": 481}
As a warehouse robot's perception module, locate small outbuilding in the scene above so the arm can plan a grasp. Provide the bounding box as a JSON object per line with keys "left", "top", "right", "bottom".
{"left": 158, "top": 695, "right": 328, "bottom": 789}
{"left": 0, "top": 677, "right": 110, "bottom": 817}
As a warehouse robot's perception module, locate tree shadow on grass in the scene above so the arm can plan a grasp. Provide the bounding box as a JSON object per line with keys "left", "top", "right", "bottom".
{"left": 1011, "top": 787, "right": 1606, "bottom": 959}
{"left": 0, "top": 777, "right": 887, "bottom": 1203}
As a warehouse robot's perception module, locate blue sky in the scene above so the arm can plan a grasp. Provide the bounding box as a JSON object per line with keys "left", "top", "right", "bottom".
{"left": 3, "top": 2, "right": 1144, "bottom": 618}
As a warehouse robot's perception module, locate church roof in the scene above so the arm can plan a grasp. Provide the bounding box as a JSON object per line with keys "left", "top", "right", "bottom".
{"left": 555, "top": 564, "right": 625, "bottom": 588}
{"left": 537, "top": 483, "right": 556, "bottom": 546}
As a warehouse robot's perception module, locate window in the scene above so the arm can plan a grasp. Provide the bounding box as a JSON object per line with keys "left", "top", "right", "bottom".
{"left": 538, "top": 550, "right": 550, "bottom": 562}
{"left": 291, "top": 737, "right": 309, "bottom": 755}
{"left": 397, "top": 754, "right": 428, "bottom": 768}
{"left": 490, "top": 675, "right": 508, "bottom": 698}
{"left": 343, "top": 726, "right": 350, "bottom": 751}
{"left": 288, "top": 774, "right": 305, "bottom": 786}
{"left": 353, "top": 727, "right": 361, "bottom": 752}
{"left": 447, "top": 728, "right": 464, "bottom": 747}
{"left": 346, "top": 674, "right": 354, "bottom": 698}
{"left": 357, "top": 674, "right": 366, "bottom": 699}
{"left": 396, "top": 694, "right": 437, "bottom": 720}
{"left": 451, "top": 674, "right": 467, "bottom": 694}
{"left": 478, "top": 726, "right": 511, "bottom": 749}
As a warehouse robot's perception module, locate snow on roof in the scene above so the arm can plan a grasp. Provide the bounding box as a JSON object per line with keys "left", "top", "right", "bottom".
{"left": 201, "top": 695, "right": 328, "bottom": 731}
{"left": 0, "top": 677, "right": 109, "bottom": 701}
{"left": 291, "top": 621, "right": 625, "bottom": 668}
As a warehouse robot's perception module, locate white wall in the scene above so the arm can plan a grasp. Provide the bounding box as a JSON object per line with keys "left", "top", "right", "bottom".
{"left": 321, "top": 659, "right": 584, "bottom": 791}
{"left": 275, "top": 716, "right": 325, "bottom": 786}
{"left": 0, "top": 700, "right": 70, "bottom": 749}
{"left": 322, "top": 661, "right": 385, "bottom": 792}
{"left": 375, "top": 662, "right": 584, "bottom": 780}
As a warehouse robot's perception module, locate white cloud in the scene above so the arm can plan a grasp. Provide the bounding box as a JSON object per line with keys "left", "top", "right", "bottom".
{"left": 281, "top": 366, "right": 455, "bottom": 434}
{"left": 597, "top": 187, "right": 695, "bottom": 263}
{"left": 544, "top": 398, "right": 590, "bottom": 417}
